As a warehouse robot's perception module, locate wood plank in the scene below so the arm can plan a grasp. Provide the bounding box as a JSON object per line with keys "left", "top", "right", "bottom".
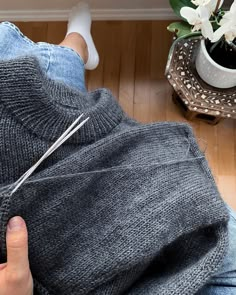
{"left": 150, "top": 21, "right": 174, "bottom": 80}
{"left": 133, "top": 103, "right": 150, "bottom": 124}
{"left": 118, "top": 21, "right": 136, "bottom": 118}
{"left": 134, "top": 21, "right": 152, "bottom": 105}
{"left": 217, "top": 120, "right": 236, "bottom": 209}
{"left": 133, "top": 21, "right": 152, "bottom": 123}
{"left": 149, "top": 79, "right": 168, "bottom": 122}
{"left": 15, "top": 22, "right": 48, "bottom": 43}
{"left": 46, "top": 22, "right": 67, "bottom": 44}
{"left": 87, "top": 21, "right": 106, "bottom": 92}
{"left": 102, "top": 21, "right": 122, "bottom": 100}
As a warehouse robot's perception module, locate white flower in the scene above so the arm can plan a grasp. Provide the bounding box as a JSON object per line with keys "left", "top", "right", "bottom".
{"left": 220, "top": 0, "right": 236, "bottom": 26}
{"left": 180, "top": 6, "right": 214, "bottom": 39}
{"left": 191, "top": 0, "right": 224, "bottom": 13}
{"left": 192, "top": 0, "right": 211, "bottom": 6}
{"left": 212, "top": 0, "right": 236, "bottom": 42}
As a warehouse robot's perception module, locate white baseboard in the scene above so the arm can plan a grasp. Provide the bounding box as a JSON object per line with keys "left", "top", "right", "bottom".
{"left": 0, "top": 8, "right": 177, "bottom": 21}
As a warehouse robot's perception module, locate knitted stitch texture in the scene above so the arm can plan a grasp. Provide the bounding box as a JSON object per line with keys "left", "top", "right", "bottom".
{"left": 0, "top": 57, "right": 229, "bottom": 295}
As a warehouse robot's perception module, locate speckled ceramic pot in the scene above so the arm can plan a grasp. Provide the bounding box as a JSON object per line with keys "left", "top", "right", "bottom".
{"left": 196, "top": 39, "right": 236, "bottom": 89}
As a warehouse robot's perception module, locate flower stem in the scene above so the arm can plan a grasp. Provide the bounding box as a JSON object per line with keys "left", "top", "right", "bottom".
{"left": 214, "top": 0, "right": 221, "bottom": 15}
{"left": 209, "top": 36, "right": 224, "bottom": 54}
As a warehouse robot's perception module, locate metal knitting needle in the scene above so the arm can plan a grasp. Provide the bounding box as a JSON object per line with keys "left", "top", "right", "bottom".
{"left": 12, "top": 114, "right": 85, "bottom": 188}
{"left": 10, "top": 114, "right": 90, "bottom": 195}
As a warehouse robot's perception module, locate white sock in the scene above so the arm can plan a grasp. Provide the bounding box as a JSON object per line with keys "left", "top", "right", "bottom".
{"left": 67, "top": 2, "right": 99, "bottom": 70}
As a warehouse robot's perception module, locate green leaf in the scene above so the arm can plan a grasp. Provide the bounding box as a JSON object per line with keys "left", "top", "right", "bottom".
{"left": 167, "top": 21, "right": 192, "bottom": 38}
{"left": 212, "top": 21, "right": 220, "bottom": 31}
{"left": 169, "top": 0, "right": 196, "bottom": 18}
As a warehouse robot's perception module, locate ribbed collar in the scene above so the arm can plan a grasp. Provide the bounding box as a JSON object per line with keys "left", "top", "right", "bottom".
{"left": 0, "top": 57, "right": 124, "bottom": 144}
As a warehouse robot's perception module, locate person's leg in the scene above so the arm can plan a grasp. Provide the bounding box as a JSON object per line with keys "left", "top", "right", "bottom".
{"left": 39, "top": 1, "right": 99, "bottom": 92}
{"left": 45, "top": 1, "right": 99, "bottom": 91}
{"left": 196, "top": 205, "right": 236, "bottom": 295}
{"left": 59, "top": 32, "right": 88, "bottom": 65}
{"left": 59, "top": 2, "right": 99, "bottom": 71}
{"left": 0, "top": 3, "right": 99, "bottom": 91}
{"left": 43, "top": 2, "right": 99, "bottom": 91}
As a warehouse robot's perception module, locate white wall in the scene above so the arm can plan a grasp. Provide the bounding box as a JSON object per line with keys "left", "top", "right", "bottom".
{"left": 0, "top": 0, "right": 171, "bottom": 10}
{"left": 0, "top": 0, "right": 232, "bottom": 20}
{"left": 0, "top": 0, "right": 176, "bottom": 21}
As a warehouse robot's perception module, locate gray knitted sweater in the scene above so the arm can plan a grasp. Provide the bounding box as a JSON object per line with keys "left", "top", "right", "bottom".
{"left": 0, "top": 57, "right": 229, "bottom": 295}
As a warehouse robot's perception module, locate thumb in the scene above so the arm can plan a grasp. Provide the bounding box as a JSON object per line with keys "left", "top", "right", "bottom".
{"left": 6, "top": 216, "right": 30, "bottom": 273}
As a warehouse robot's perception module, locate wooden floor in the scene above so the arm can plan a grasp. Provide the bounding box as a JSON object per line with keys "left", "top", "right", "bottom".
{"left": 14, "top": 21, "right": 236, "bottom": 210}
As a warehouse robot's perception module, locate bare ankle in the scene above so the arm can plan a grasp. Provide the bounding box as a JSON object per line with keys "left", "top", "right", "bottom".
{"left": 59, "top": 33, "right": 88, "bottom": 64}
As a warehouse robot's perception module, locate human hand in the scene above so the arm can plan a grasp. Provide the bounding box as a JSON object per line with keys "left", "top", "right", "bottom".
{"left": 0, "top": 216, "right": 33, "bottom": 295}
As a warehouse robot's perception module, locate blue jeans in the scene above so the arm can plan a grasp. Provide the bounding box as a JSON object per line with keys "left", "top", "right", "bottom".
{"left": 0, "top": 21, "right": 87, "bottom": 92}
{"left": 0, "top": 21, "right": 235, "bottom": 295}
{"left": 197, "top": 206, "right": 236, "bottom": 295}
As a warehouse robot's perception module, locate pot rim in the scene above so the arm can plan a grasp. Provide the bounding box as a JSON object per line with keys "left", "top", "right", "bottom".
{"left": 200, "top": 39, "right": 236, "bottom": 73}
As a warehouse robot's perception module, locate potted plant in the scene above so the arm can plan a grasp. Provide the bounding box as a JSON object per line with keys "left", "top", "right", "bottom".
{"left": 167, "top": 0, "right": 236, "bottom": 89}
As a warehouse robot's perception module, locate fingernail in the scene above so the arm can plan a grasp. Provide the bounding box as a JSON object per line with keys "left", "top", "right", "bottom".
{"left": 7, "top": 216, "right": 24, "bottom": 231}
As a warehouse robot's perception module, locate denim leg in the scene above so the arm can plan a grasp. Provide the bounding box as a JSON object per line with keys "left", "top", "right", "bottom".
{"left": 0, "top": 22, "right": 50, "bottom": 73}
{"left": 197, "top": 206, "right": 236, "bottom": 295}
{"left": 0, "top": 21, "right": 87, "bottom": 92}
{"left": 42, "top": 42, "right": 87, "bottom": 92}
